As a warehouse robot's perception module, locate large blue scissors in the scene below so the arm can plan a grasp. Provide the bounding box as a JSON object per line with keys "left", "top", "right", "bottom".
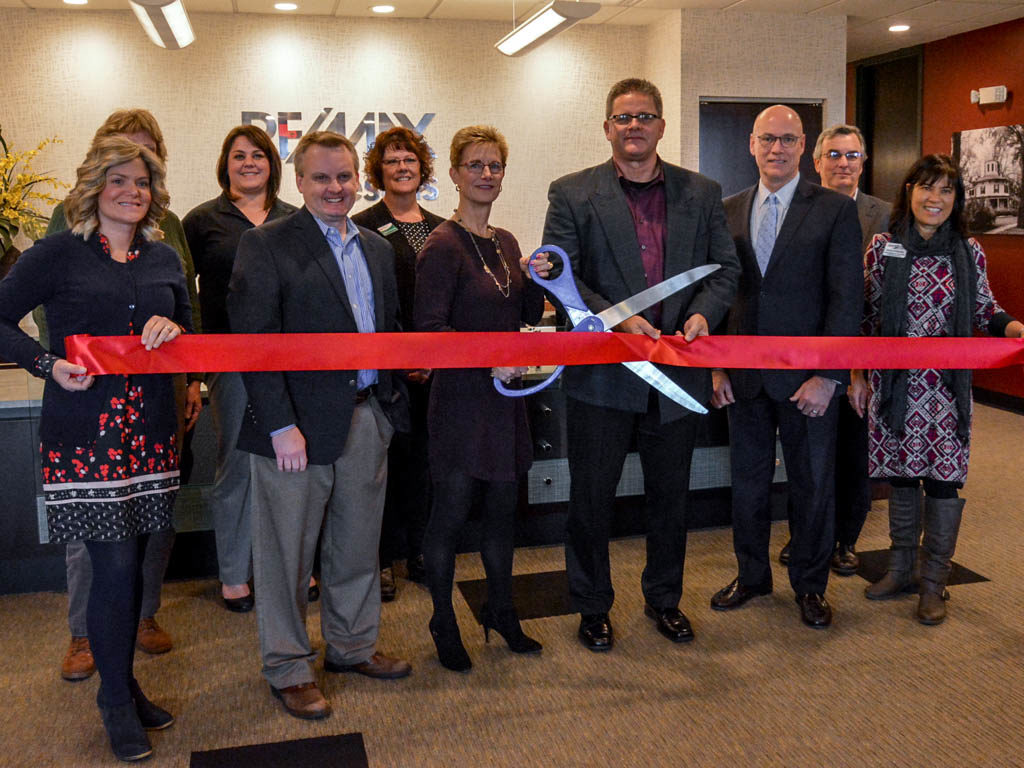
{"left": 494, "top": 244, "right": 720, "bottom": 414}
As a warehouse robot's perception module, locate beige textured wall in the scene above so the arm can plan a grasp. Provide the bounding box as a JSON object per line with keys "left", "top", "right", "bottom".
{"left": 677, "top": 10, "right": 847, "bottom": 171}
{"left": 1, "top": 7, "right": 844, "bottom": 250}
{"left": 1, "top": 8, "right": 643, "bottom": 248}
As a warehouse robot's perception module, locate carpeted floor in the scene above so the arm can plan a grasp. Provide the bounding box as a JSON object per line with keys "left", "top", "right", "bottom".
{"left": 2, "top": 403, "right": 1023, "bottom": 767}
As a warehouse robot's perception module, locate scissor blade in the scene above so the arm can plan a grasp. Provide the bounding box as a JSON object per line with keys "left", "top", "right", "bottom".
{"left": 622, "top": 360, "right": 707, "bottom": 415}
{"left": 594, "top": 264, "right": 721, "bottom": 331}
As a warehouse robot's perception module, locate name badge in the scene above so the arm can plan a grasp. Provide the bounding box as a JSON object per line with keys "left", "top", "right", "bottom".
{"left": 882, "top": 242, "right": 907, "bottom": 259}
{"left": 377, "top": 223, "right": 398, "bottom": 236}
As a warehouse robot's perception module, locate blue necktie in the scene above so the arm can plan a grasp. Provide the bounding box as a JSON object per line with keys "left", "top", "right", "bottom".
{"left": 755, "top": 194, "right": 778, "bottom": 276}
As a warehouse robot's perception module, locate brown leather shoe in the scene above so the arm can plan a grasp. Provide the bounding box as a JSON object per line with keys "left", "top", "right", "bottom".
{"left": 136, "top": 617, "right": 173, "bottom": 655}
{"left": 271, "top": 682, "right": 332, "bottom": 720}
{"left": 61, "top": 636, "right": 95, "bottom": 681}
{"left": 325, "top": 651, "right": 412, "bottom": 679}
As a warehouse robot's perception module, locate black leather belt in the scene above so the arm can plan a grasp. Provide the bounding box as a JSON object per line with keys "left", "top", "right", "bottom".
{"left": 355, "top": 385, "right": 377, "bottom": 404}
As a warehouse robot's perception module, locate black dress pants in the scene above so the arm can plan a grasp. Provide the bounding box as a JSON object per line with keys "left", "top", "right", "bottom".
{"left": 729, "top": 392, "right": 837, "bottom": 595}
{"left": 834, "top": 396, "right": 870, "bottom": 547}
{"left": 565, "top": 393, "right": 698, "bottom": 616}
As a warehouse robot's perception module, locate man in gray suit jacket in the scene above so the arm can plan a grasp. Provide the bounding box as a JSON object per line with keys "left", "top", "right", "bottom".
{"left": 229, "top": 131, "right": 410, "bottom": 721}
{"left": 710, "top": 106, "right": 862, "bottom": 629}
{"left": 543, "top": 78, "right": 740, "bottom": 651}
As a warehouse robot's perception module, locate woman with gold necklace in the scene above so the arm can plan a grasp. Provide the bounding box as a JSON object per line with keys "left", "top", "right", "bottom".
{"left": 414, "top": 125, "right": 550, "bottom": 671}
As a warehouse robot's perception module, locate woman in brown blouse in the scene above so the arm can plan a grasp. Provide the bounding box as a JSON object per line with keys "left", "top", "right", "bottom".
{"left": 414, "top": 125, "right": 549, "bottom": 671}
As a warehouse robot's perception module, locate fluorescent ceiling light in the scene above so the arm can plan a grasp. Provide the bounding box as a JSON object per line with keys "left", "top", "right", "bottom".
{"left": 889, "top": 24, "right": 910, "bottom": 32}
{"left": 129, "top": 0, "right": 195, "bottom": 49}
{"left": 275, "top": 2, "right": 298, "bottom": 8}
{"left": 495, "top": 0, "right": 600, "bottom": 56}
{"left": 63, "top": 0, "right": 88, "bottom": 5}
{"left": 371, "top": 4, "right": 395, "bottom": 12}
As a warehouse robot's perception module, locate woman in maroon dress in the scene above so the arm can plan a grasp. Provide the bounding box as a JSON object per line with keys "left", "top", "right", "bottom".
{"left": 414, "top": 125, "right": 549, "bottom": 671}
{"left": 857, "top": 154, "right": 1023, "bottom": 624}
{"left": 0, "top": 137, "right": 192, "bottom": 761}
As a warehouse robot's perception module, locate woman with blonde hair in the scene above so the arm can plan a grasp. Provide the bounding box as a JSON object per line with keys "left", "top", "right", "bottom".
{"left": 414, "top": 125, "right": 549, "bottom": 671}
{"left": 0, "top": 136, "right": 193, "bottom": 762}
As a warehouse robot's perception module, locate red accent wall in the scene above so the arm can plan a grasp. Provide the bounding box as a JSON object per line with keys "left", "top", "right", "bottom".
{"left": 921, "top": 17, "right": 1024, "bottom": 397}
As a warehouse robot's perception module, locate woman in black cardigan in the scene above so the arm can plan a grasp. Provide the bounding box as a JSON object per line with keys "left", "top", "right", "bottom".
{"left": 0, "top": 137, "right": 192, "bottom": 762}
{"left": 352, "top": 126, "right": 444, "bottom": 599}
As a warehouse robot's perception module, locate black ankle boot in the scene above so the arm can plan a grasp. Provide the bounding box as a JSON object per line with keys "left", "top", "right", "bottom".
{"left": 99, "top": 702, "right": 153, "bottom": 762}
{"left": 129, "top": 679, "right": 174, "bottom": 731}
{"left": 429, "top": 613, "right": 472, "bottom": 672}
{"left": 481, "top": 603, "right": 542, "bottom": 654}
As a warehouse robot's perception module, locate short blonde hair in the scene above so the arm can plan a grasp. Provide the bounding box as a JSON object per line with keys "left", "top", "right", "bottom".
{"left": 65, "top": 136, "right": 169, "bottom": 242}
{"left": 93, "top": 108, "right": 167, "bottom": 162}
{"left": 449, "top": 125, "right": 509, "bottom": 169}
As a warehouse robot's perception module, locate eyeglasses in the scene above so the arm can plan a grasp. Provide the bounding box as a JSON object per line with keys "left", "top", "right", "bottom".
{"left": 460, "top": 161, "right": 505, "bottom": 175}
{"left": 608, "top": 113, "right": 661, "bottom": 126}
{"left": 755, "top": 134, "right": 802, "bottom": 148}
{"left": 382, "top": 157, "right": 419, "bottom": 168}
{"left": 823, "top": 150, "right": 864, "bottom": 161}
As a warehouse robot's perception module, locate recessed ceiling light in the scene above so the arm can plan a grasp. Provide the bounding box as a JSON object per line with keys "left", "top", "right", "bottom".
{"left": 889, "top": 24, "right": 910, "bottom": 32}
{"left": 63, "top": 0, "right": 88, "bottom": 5}
{"left": 275, "top": 2, "right": 298, "bottom": 8}
{"left": 371, "top": 5, "right": 395, "bottom": 12}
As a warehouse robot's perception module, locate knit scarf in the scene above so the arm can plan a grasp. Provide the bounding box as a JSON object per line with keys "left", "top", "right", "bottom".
{"left": 875, "top": 220, "right": 975, "bottom": 442}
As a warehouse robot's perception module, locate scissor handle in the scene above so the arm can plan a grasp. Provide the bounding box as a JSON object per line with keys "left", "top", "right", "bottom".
{"left": 529, "top": 245, "right": 591, "bottom": 315}
{"left": 493, "top": 365, "right": 565, "bottom": 398}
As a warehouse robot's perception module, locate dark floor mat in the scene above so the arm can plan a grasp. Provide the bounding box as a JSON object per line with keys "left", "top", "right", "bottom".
{"left": 856, "top": 548, "right": 988, "bottom": 586}
{"left": 457, "top": 569, "right": 571, "bottom": 623}
{"left": 190, "top": 733, "right": 368, "bottom": 768}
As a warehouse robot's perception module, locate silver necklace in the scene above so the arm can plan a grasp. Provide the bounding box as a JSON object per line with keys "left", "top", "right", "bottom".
{"left": 453, "top": 214, "right": 511, "bottom": 298}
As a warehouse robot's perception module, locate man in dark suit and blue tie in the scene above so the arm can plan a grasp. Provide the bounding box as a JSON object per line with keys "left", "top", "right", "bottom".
{"left": 543, "top": 78, "right": 740, "bottom": 651}
{"left": 229, "top": 131, "right": 411, "bottom": 720}
{"left": 710, "top": 105, "right": 862, "bottom": 628}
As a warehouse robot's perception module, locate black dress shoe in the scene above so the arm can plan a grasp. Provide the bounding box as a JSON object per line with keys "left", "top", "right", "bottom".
{"left": 578, "top": 614, "right": 613, "bottom": 651}
{"left": 644, "top": 605, "right": 694, "bottom": 643}
{"left": 710, "top": 578, "right": 772, "bottom": 611}
{"left": 779, "top": 540, "right": 792, "bottom": 566}
{"left": 223, "top": 592, "right": 254, "bottom": 613}
{"left": 796, "top": 593, "right": 832, "bottom": 628}
{"left": 830, "top": 543, "right": 859, "bottom": 576}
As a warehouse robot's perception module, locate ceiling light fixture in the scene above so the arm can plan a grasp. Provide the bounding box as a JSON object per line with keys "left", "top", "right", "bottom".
{"left": 63, "top": 0, "right": 88, "bottom": 5}
{"left": 275, "top": 2, "right": 298, "bottom": 9}
{"left": 371, "top": 4, "right": 395, "bottom": 12}
{"left": 495, "top": 0, "right": 600, "bottom": 56}
{"left": 129, "top": 0, "right": 195, "bottom": 49}
{"left": 888, "top": 24, "right": 910, "bottom": 32}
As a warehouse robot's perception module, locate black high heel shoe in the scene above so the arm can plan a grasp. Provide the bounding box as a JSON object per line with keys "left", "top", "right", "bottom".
{"left": 481, "top": 603, "right": 542, "bottom": 654}
{"left": 429, "top": 614, "right": 472, "bottom": 672}
{"left": 130, "top": 679, "right": 174, "bottom": 731}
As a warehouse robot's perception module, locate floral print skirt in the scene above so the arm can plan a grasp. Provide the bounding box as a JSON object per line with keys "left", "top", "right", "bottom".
{"left": 41, "top": 378, "right": 179, "bottom": 543}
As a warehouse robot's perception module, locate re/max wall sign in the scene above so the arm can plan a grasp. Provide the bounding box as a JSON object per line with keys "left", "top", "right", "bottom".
{"left": 243, "top": 110, "right": 439, "bottom": 201}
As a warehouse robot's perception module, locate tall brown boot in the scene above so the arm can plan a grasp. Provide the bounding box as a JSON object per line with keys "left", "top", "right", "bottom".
{"left": 865, "top": 485, "right": 921, "bottom": 600}
{"left": 917, "top": 496, "right": 965, "bottom": 625}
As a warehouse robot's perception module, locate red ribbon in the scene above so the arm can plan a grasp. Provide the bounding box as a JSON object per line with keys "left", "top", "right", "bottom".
{"left": 64, "top": 332, "right": 1024, "bottom": 375}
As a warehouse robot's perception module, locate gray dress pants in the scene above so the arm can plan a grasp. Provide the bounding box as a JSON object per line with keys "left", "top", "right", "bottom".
{"left": 251, "top": 397, "right": 392, "bottom": 690}
{"left": 206, "top": 371, "right": 253, "bottom": 586}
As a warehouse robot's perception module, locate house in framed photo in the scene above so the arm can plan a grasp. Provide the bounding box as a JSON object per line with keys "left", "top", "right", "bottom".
{"left": 967, "top": 159, "right": 1014, "bottom": 215}
{"left": 954, "top": 124, "right": 1024, "bottom": 234}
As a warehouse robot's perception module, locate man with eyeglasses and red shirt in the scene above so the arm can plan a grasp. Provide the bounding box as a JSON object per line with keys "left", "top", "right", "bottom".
{"left": 710, "top": 106, "right": 862, "bottom": 629}
{"left": 543, "top": 77, "right": 739, "bottom": 652}
{"left": 774, "top": 124, "right": 891, "bottom": 576}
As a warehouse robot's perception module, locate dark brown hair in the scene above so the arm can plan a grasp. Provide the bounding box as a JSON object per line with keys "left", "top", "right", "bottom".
{"left": 215, "top": 125, "right": 282, "bottom": 210}
{"left": 889, "top": 154, "right": 968, "bottom": 238}
{"left": 605, "top": 78, "right": 662, "bottom": 118}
